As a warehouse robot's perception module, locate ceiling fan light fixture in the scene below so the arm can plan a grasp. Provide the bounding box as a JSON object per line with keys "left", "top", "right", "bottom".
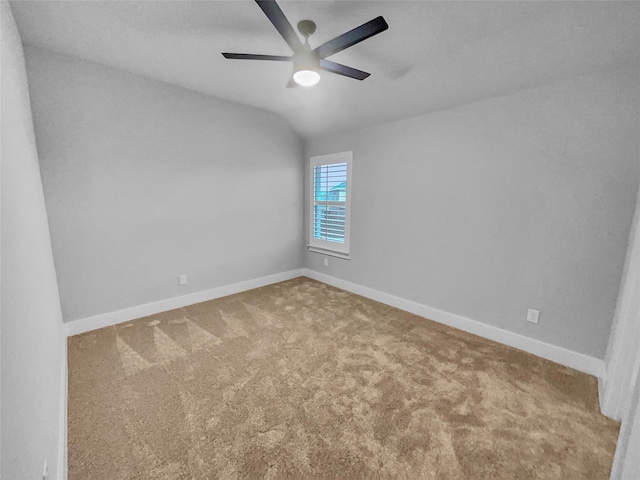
{"left": 293, "top": 69, "right": 320, "bottom": 87}
{"left": 292, "top": 46, "right": 320, "bottom": 87}
{"left": 221, "top": 1, "right": 389, "bottom": 88}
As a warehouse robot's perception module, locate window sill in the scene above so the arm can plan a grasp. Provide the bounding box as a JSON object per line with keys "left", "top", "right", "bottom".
{"left": 307, "top": 245, "right": 351, "bottom": 260}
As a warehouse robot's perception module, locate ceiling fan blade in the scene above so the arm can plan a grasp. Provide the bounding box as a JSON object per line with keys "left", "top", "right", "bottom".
{"left": 255, "top": 0, "right": 304, "bottom": 54}
{"left": 319, "top": 59, "right": 370, "bottom": 80}
{"left": 314, "top": 16, "right": 388, "bottom": 59}
{"left": 222, "top": 53, "right": 291, "bottom": 61}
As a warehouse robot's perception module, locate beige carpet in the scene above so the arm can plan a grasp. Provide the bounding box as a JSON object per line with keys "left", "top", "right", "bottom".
{"left": 68, "top": 277, "right": 619, "bottom": 479}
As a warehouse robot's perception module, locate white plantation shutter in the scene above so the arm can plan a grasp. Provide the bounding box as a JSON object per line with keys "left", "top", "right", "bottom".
{"left": 309, "top": 152, "right": 352, "bottom": 258}
{"left": 313, "top": 163, "right": 347, "bottom": 243}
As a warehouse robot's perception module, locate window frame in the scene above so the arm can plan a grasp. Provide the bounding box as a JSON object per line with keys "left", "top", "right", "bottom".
{"left": 308, "top": 151, "right": 353, "bottom": 259}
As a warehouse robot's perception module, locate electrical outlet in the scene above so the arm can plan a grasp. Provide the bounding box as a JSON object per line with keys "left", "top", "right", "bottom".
{"left": 323, "top": 258, "right": 329, "bottom": 267}
{"left": 179, "top": 274, "right": 187, "bottom": 285}
{"left": 527, "top": 308, "right": 540, "bottom": 324}
{"left": 42, "top": 460, "right": 48, "bottom": 480}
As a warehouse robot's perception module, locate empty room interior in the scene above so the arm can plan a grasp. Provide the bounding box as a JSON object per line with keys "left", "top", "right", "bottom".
{"left": 2, "top": 0, "right": 640, "bottom": 478}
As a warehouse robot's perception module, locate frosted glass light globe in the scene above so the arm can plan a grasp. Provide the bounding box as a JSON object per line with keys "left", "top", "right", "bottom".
{"left": 293, "top": 69, "right": 320, "bottom": 87}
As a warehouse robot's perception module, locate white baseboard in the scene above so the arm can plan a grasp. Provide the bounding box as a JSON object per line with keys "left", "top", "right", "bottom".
{"left": 302, "top": 269, "right": 605, "bottom": 379}
{"left": 65, "top": 269, "right": 305, "bottom": 337}
{"left": 63, "top": 266, "right": 605, "bottom": 377}
{"left": 57, "top": 337, "right": 68, "bottom": 480}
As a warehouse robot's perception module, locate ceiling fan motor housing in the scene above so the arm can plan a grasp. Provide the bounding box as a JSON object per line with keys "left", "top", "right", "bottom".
{"left": 293, "top": 44, "right": 319, "bottom": 73}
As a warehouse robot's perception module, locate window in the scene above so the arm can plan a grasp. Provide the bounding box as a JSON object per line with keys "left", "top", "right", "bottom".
{"left": 309, "top": 151, "right": 352, "bottom": 259}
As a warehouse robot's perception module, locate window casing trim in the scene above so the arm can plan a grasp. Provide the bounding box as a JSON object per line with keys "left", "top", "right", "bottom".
{"left": 307, "top": 246, "right": 351, "bottom": 259}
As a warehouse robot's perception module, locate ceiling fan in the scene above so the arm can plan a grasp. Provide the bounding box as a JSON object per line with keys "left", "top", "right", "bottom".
{"left": 222, "top": 0, "right": 389, "bottom": 88}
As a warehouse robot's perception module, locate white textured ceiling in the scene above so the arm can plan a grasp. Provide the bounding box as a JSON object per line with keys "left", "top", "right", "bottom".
{"left": 11, "top": 0, "right": 640, "bottom": 139}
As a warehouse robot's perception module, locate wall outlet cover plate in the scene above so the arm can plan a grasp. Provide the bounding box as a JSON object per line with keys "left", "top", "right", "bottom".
{"left": 527, "top": 308, "right": 540, "bottom": 324}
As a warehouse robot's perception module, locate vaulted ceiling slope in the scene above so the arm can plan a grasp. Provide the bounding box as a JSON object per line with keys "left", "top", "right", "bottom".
{"left": 11, "top": 1, "right": 640, "bottom": 139}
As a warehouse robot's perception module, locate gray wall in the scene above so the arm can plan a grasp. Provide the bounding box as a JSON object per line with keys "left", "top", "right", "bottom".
{"left": 25, "top": 47, "right": 304, "bottom": 322}
{"left": 1, "top": 2, "right": 66, "bottom": 478}
{"left": 305, "top": 67, "right": 640, "bottom": 359}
